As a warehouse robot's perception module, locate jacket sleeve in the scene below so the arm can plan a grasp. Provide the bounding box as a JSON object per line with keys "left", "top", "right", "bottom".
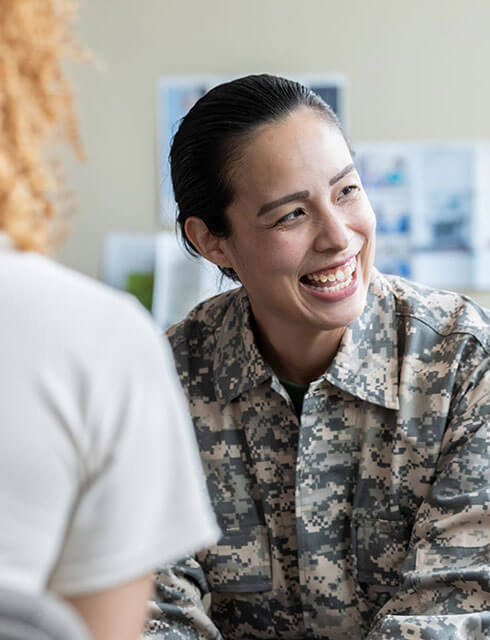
{"left": 144, "top": 557, "right": 223, "bottom": 639}
{"left": 366, "top": 359, "right": 490, "bottom": 639}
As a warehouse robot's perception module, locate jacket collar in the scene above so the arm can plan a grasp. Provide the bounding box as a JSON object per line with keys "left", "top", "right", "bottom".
{"left": 324, "top": 269, "right": 400, "bottom": 410}
{"left": 214, "top": 288, "right": 273, "bottom": 406}
{"left": 213, "top": 269, "right": 399, "bottom": 410}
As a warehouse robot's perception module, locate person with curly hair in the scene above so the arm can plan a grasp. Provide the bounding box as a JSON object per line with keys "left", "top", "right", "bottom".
{"left": 0, "top": 2, "right": 219, "bottom": 639}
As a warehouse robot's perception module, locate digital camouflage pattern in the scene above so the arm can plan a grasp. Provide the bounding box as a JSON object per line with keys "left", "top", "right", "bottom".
{"left": 146, "top": 269, "right": 490, "bottom": 639}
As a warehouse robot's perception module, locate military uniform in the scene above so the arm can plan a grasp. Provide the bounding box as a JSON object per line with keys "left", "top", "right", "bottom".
{"left": 147, "top": 269, "right": 490, "bottom": 639}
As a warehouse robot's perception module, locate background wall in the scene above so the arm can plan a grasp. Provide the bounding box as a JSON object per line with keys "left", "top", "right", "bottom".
{"left": 60, "top": 0, "right": 490, "bottom": 305}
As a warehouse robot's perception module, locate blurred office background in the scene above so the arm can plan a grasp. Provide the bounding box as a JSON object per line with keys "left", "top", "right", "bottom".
{"left": 59, "top": 0, "right": 490, "bottom": 324}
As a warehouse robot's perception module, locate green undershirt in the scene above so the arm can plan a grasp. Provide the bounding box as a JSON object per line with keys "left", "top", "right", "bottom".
{"left": 279, "top": 378, "right": 309, "bottom": 418}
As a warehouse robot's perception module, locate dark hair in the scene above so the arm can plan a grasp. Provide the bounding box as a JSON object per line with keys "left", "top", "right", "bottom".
{"left": 170, "top": 73, "right": 348, "bottom": 281}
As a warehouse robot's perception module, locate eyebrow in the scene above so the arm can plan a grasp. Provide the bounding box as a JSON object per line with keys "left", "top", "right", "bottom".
{"left": 329, "top": 162, "right": 355, "bottom": 186}
{"left": 257, "top": 163, "right": 356, "bottom": 217}
{"left": 258, "top": 190, "right": 310, "bottom": 216}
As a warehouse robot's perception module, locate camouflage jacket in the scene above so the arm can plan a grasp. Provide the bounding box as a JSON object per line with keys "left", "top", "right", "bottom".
{"left": 147, "top": 270, "right": 490, "bottom": 639}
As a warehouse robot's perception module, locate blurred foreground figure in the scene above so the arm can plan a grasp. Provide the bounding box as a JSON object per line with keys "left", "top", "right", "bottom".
{"left": 0, "top": 2, "right": 219, "bottom": 639}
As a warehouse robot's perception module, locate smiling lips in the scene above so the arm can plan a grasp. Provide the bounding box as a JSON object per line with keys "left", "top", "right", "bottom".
{"left": 301, "top": 255, "right": 357, "bottom": 292}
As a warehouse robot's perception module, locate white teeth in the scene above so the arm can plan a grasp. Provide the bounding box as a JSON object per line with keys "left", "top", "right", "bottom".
{"left": 303, "top": 256, "right": 357, "bottom": 292}
{"left": 308, "top": 273, "right": 353, "bottom": 292}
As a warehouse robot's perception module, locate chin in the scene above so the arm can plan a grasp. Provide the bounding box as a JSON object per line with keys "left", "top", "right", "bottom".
{"left": 319, "top": 289, "right": 367, "bottom": 330}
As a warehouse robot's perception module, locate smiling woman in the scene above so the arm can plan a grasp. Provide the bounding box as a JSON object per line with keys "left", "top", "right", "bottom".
{"left": 184, "top": 107, "right": 376, "bottom": 383}
{"left": 148, "top": 75, "right": 490, "bottom": 639}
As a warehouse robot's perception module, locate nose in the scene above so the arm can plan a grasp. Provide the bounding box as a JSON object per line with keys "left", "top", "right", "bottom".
{"left": 312, "top": 205, "right": 351, "bottom": 253}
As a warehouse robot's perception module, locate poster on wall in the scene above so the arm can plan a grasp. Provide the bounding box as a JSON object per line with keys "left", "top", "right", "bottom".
{"left": 355, "top": 144, "right": 413, "bottom": 279}
{"left": 355, "top": 141, "right": 490, "bottom": 290}
{"left": 156, "top": 73, "right": 346, "bottom": 227}
{"left": 411, "top": 144, "right": 474, "bottom": 289}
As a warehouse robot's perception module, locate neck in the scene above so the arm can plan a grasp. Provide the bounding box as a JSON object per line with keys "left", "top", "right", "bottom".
{"left": 250, "top": 310, "right": 345, "bottom": 386}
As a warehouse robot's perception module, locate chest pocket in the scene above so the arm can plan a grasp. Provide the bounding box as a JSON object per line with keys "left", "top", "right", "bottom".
{"left": 353, "top": 517, "right": 411, "bottom": 609}
{"left": 198, "top": 524, "right": 272, "bottom": 593}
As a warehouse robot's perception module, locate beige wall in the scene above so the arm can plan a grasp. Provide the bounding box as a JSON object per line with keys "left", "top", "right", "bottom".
{"left": 59, "top": 0, "right": 490, "bottom": 306}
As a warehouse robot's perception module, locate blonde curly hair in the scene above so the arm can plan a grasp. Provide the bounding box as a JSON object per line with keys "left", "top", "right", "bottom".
{"left": 0, "top": 0, "right": 84, "bottom": 253}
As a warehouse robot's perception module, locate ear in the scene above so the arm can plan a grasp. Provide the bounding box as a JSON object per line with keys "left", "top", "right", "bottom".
{"left": 184, "top": 217, "right": 233, "bottom": 269}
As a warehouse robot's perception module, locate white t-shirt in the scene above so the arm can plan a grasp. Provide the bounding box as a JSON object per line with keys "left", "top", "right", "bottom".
{"left": 0, "top": 233, "right": 219, "bottom": 596}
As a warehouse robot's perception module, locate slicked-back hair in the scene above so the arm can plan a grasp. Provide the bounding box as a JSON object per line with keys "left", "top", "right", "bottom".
{"left": 170, "top": 74, "right": 348, "bottom": 281}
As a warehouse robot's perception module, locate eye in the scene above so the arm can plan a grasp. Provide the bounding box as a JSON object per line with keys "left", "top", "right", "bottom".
{"left": 274, "top": 207, "right": 306, "bottom": 226}
{"left": 337, "top": 184, "right": 360, "bottom": 200}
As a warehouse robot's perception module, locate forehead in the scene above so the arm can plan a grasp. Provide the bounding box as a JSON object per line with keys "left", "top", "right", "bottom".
{"left": 228, "top": 107, "right": 352, "bottom": 203}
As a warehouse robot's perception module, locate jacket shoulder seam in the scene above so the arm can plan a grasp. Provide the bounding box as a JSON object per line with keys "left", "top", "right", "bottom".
{"left": 395, "top": 311, "right": 489, "bottom": 355}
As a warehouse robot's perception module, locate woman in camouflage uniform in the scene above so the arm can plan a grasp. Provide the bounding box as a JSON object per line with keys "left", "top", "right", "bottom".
{"left": 147, "top": 75, "right": 490, "bottom": 640}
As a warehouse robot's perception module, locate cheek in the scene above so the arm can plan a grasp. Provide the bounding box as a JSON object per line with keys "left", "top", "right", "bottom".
{"left": 367, "top": 208, "right": 377, "bottom": 236}
{"left": 364, "top": 197, "right": 377, "bottom": 231}
{"left": 355, "top": 202, "right": 377, "bottom": 242}
{"left": 358, "top": 209, "right": 376, "bottom": 278}
{"left": 267, "top": 236, "right": 307, "bottom": 275}
{"left": 240, "top": 234, "right": 304, "bottom": 275}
